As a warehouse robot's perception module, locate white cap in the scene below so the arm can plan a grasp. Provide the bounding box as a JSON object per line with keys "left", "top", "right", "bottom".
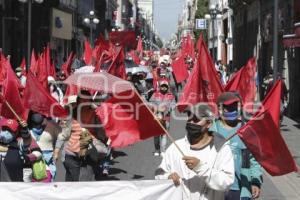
{"left": 47, "top": 76, "right": 56, "bottom": 84}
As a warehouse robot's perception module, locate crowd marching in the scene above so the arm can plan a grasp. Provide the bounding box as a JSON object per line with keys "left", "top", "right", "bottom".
{"left": 0, "top": 33, "right": 297, "bottom": 200}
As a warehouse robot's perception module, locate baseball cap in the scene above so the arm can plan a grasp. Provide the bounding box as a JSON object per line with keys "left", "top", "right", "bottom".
{"left": 0, "top": 118, "right": 19, "bottom": 132}
{"left": 217, "top": 92, "right": 241, "bottom": 105}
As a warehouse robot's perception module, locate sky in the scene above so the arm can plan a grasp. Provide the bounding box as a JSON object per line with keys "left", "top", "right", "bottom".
{"left": 154, "top": 0, "right": 185, "bottom": 43}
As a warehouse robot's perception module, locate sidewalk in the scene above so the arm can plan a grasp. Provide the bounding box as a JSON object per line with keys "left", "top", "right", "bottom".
{"left": 260, "top": 117, "right": 300, "bottom": 200}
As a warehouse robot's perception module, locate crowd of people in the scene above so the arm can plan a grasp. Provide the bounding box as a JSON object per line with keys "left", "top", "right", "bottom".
{"left": 0, "top": 39, "right": 290, "bottom": 200}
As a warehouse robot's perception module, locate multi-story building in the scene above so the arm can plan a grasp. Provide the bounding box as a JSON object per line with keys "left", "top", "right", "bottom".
{"left": 205, "top": 0, "right": 233, "bottom": 66}
{"left": 231, "top": 0, "right": 300, "bottom": 121}
{"left": 137, "top": 1, "right": 153, "bottom": 40}
{"left": 0, "top": 0, "right": 110, "bottom": 68}
{"left": 115, "top": 0, "right": 137, "bottom": 31}
{"left": 179, "top": 0, "right": 198, "bottom": 38}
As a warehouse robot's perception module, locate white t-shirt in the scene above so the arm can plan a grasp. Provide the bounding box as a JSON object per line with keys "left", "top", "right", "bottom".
{"left": 155, "top": 136, "right": 234, "bottom": 200}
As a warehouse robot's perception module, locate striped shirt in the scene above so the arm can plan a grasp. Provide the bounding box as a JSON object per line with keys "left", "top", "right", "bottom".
{"left": 66, "top": 120, "right": 82, "bottom": 153}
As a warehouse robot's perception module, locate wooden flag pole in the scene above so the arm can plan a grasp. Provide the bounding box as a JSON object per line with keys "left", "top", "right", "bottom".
{"left": 0, "top": 94, "right": 23, "bottom": 122}
{"left": 133, "top": 89, "right": 186, "bottom": 157}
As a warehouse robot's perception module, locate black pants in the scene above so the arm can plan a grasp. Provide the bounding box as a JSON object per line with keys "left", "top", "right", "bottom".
{"left": 225, "top": 190, "right": 241, "bottom": 200}
{"left": 63, "top": 154, "right": 102, "bottom": 181}
{"left": 63, "top": 155, "right": 81, "bottom": 181}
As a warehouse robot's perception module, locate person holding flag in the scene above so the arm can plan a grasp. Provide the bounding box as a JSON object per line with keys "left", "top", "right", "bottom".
{"left": 155, "top": 103, "right": 234, "bottom": 200}
{"left": 149, "top": 79, "right": 176, "bottom": 156}
{"left": 211, "top": 92, "right": 263, "bottom": 200}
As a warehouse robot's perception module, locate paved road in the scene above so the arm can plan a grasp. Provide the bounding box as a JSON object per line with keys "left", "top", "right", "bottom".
{"left": 55, "top": 112, "right": 300, "bottom": 199}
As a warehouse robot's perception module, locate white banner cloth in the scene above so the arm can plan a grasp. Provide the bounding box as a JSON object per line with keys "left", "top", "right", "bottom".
{"left": 0, "top": 180, "right": 182, "bottom": 200}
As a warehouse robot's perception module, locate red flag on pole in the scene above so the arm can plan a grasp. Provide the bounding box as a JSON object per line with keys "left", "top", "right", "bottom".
{"left": 0, "top": 61, "right": 27, "bottom": 120}
{"left": 83, "top": 40, "right": 93, "bottom": 65}
{"left": 0, "top": 53, "right": 7, "bottom": 83}
{"left": 61, "top": 52, "right": 75, "bottom": 77}
{"left": 107, "top": 47, "right": 126, "bottom": 79}
{"left": 19, "top": 57, "right": 27, "bottom": 75}
{"left": 96, "top": 102, "right": 140, "bottom": 148}
{"left": 225, "top": 58, "right": 257, "bottom": 108}
{"left": 109, "top": 31, "right": 137, "bottom": 48}
{"left": 23, "top": 72, "right": 68, "bottom": 118}
{"left": 171, "top": 52, "right": 189, "bottom": 83}
{"left": 30, "top": 49, "right": 37, "bottom": 74}
{"left": 136, "top": 36, "right": 143, "bottom": 53}
{"left": 238, "top": 110, "right": 298, "bottom": 176}
{"left": 96, "top": 90, "right": 166, "bottom": 148}
{"left": 36, "top": 52, "right": 48, "bottom": 89}
{"left": 128, "top": 50, "right": 140, "bottom": 65}
{"left": 181, "top": 34, "right": 195, "bottom": 60}
{"left": 94, "top": 34, "right": 110, "bottom": 51}
{"left": 177, "top": 36, "right": 224, "bottom": 112}
{"left": 260, "top": 79, "right": 282, "bottom": 128}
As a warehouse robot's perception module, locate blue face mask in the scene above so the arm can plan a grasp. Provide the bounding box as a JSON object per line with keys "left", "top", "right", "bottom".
{"left": 0, "top": 130, "right": 14, "bottom": 144}
{"left": 222, "top": 110, "right": 239, "bottom": 121}
{"left": 32, "top": 127, "right": 43, "bottom": 135}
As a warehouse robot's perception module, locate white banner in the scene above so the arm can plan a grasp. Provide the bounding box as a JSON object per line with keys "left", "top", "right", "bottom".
{"left": 0, "top": 180, "right": 182, "bottom": 200}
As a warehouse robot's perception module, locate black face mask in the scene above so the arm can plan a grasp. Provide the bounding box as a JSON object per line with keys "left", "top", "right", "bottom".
{"left": 185, "top": 123, "right": 207, "bottom": 144}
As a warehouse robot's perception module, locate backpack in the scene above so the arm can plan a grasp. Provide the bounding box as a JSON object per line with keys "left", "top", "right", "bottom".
{"left": 79, "top": 128, "right": 93, "bottom": 157}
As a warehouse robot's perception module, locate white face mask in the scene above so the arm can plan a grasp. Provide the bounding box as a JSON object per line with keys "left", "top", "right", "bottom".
{"left": 16, "top": 72, "right": 22, "bottom": 77}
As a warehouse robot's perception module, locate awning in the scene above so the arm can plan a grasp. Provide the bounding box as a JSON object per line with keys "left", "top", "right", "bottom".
{"left": 282, "top": 34, "right": 300, "bottom": 48}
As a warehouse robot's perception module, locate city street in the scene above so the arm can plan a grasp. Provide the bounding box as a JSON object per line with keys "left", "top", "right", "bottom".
{"left": 55, "top": 111, "right": 300, "bottom": 200}
{"left": 1, "top": 0, "right": 300, "bottom": 199}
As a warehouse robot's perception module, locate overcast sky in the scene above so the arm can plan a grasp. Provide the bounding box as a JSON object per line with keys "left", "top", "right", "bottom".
{"left": 154, "top": 0, "right": 184, "bottom": 43}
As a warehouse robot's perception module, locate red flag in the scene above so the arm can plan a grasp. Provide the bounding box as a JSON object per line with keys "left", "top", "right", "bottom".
{"left": 61, "top": 52, "right": 75, "bottom": 77}
{"left": 107, "top": 47, "right": 126, "bottom": 79}
{"left": 23, "top": 72, "right": 68, "bottom": 118}
{"left": 136, "top": 36, "right": 143, "bottom": 53}
{"left": 45, "top": 45, "right": 56, "bottom": 78}
{"left": 128, "top": 50, "right": 140, "bottom": 65}
{"left": 62, "top": 84, "right": 79, "bottom": 105}
{"left": 19, "top": 57, "right": 27, "bottom": 75}
{"left": 83, "top": 40, "right": 93, "bottom": 65}
{"left": 93, "top": 51, "right": 113, "bottom": 72}
{"left": 238, "top": 110, "right": 298, "bottom": 176}
{"left": 109, "top": 31, "right": 137, "bottom": 48}
{"left": 260, "top": 79, "right": 282, "bottom": 128}
{"left": 225, "top": 58, "right": 257, "bottom": 107}
{"left": 0, "top": 61, "right": 27, "bottom": 120}
{"left": 96, "top": 90, "right": 166, "bottom": 148}
{"left": 36, "top": 52, "right": 48, "bottom": 88}
{"left": 178, "top": 36, "right": 224, "bottom": 112}
{"left": 94, "top": 34, "right": 110, "bottom": 51}
{"left": 96, "top": 103, "right": 140, "bottom": 148}
{"left": 181, "top": 34, "right": 195, "bottom": 60}
{"left": 171, "top": 52, "right": 189, "bottom": 83}
{"left": 30, "top": 49, "right": 37, "bottom": 74}
{"left": 0, "top": 53, "right": 7, "bottom": 83}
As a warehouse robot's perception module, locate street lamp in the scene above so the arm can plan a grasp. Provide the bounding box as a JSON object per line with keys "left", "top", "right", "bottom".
{"left": 18, "top": 0, "right": 44, "bottom": 70}
{"left": 205, "top": 4, "right": 222, "bottom": 62}
{"left": 1, "top": 17, "right": 18, "bottom": 54}
{"left": 84, "top": 10, "right": 100, "bottom": 47}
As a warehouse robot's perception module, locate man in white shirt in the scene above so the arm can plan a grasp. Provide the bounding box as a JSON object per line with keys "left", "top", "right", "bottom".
{"left": 155, "top": 103, "right": 235, "bottom": 200}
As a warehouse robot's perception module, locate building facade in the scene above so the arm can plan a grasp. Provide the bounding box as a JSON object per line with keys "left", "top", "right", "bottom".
{"left": 206, "top": 0, "right": 233, "bottom": 66}
{"left": 231, "top": 0, "right": 300, "bottom": 121}
{"left": 0, "top": 0, "right": 111, "bottom": 69}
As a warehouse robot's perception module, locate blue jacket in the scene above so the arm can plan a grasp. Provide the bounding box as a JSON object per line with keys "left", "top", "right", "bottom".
{"left": 210, "top": 120, "right": 263, "bottom": 198}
